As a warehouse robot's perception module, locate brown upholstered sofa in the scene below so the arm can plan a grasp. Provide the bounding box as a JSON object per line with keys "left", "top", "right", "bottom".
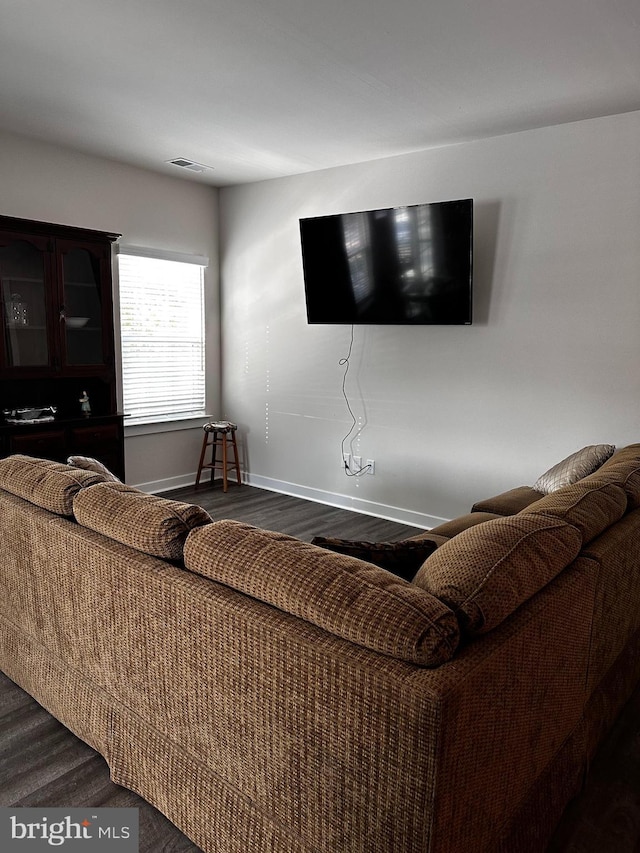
{"left": 2, "top": 447, "right": 640, "bottom": 853}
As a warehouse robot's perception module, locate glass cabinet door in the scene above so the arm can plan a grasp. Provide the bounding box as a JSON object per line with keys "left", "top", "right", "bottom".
{"left": 60, "top": 244, "right": 105, "bottom": 366}
{"left": 0, "top": 237, "right": 51, "bottom": 368}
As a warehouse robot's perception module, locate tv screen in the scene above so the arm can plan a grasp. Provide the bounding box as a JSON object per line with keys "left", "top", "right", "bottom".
{"left": 300, "top": 198, "right": 473, "bottom": 325}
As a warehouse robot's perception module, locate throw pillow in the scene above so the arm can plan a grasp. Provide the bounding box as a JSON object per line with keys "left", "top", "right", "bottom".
{"left": 311, "top": 536, "right": 438, "bottom": 581}
{"left": 533, "top": 444, "right": 615, "bottom": 494}
{"left": 67, "top": 455, "right": 121, "bottom": 482}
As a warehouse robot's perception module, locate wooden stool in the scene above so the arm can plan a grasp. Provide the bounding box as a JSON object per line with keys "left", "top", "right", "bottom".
{"left": 195, "top": 421, "right": 241, "bottom": 492}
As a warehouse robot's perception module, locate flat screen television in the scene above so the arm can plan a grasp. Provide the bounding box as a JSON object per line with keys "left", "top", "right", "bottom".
{"left": 300, "top": 198, "right": 473, "bottom": 325}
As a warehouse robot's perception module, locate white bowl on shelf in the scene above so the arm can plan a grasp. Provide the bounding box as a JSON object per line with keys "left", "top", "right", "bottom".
{"left": 66, "top": 316, "right": 90, "bottom": 328}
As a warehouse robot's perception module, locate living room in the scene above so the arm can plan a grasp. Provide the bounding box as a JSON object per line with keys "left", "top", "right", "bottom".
{"left": 1, "top": 3, "right": 640, "bottom": 852}
{"left": 1, "top": 108, "right": 638, "bottom": 525}
{"left": 1, "top": 3, "right": 638, "bottom": 528}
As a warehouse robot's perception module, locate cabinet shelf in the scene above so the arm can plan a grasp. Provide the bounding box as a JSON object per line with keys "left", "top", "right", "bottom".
{"left": 5, "top": 324, "right": 47, "bottom": 331}
{"left": 1, "top": 275, "right": 43, "bottom": 284}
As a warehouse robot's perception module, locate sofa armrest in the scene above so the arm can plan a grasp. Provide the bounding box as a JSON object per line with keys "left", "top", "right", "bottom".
{"left": 471, "top": 485, "right": 544, "bottom": 515}
{"left": 427, "top": 511, "right": 503, "bottom": 538}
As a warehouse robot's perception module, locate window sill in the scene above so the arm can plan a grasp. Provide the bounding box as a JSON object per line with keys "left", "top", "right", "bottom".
{"left": 124, "top": 415, "right": 210, "bottom": 437}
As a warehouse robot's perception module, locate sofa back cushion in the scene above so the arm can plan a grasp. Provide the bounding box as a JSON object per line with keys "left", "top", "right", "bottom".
{"left": 183, "top": 520, "right": 460, "bottom": 666}
{"left": 595, "top": 444, "right": 640, "bottom": 509}
{"left": 0, "top": 454, "right": 106, "bottom": 516}
{"left": 74, "top": 482, "right": 212, "bottom": 560}
{"left": 412, "top": 514, "right": 582, "bottom": 635}
{"left": 522, "top": 478, "right": 627, "bottom": 543}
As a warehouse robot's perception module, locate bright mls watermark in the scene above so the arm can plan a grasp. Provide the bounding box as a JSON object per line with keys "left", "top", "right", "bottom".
{"left": 0, "top": 808, "right": 138, "bottom": 851}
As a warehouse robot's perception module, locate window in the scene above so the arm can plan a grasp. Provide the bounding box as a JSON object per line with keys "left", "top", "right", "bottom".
{"left": 118, "top": 248, "right": 207, "bottom": 425}
{"left": 342, "top": 212, "right": 374, "bottom": 303}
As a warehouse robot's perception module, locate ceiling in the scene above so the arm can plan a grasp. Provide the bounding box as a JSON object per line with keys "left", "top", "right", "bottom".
{"left": 1, "top": 0, "right": 639, "bottom": 187}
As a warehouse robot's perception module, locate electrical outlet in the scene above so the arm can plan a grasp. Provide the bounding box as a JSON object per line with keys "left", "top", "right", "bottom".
{"left": 366, "top": 458, "right": 375, "bottom": 475}
{"left": 342, "top": 452, "right": 351, "bottom": 471}
{"left": 352, "top": 455, "right": 362, "bottom": 472}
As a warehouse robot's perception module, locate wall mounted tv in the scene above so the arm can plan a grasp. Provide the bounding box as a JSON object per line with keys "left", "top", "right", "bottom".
{"left": 300, "top": 198, "right": 473, "bottom": 325}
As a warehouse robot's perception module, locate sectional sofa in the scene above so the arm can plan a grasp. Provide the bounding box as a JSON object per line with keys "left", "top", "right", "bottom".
{"left": 1, "top": 446, "right": 640, "bottom": 852}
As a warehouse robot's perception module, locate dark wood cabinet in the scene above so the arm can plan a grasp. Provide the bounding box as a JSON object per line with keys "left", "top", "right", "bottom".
{"left": 0, "top": 414, "right": 125, "bottom": 480}
{"left": 0, "top": 216, "right": 125, "bottom": 479}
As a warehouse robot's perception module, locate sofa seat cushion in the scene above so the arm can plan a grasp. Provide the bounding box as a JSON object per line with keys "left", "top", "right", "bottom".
{"left": 73, "top": 482, "right": 212, "bottom": 560}
{"left": 412, "top": 514, "right": 582, "bottom": 635}
{"left": 184, "top": 520, "right": 460, "bottom": 666}
{"left": 310, "top": 536, "right": 438, "bottom": 581}
{"left": 595, "top": 444, "right": 640, "bottom": 509}
{"left": 533, "top": 444, "right": 615, "bottom": 494}
{"left": 0, "top": 454, "right": 106, "bottom": 516}
{"left": 471, "top": 486, "right": 544, "bottom": 516}
{"left": 522, "top": 478, "right": 627, "bottom": 544}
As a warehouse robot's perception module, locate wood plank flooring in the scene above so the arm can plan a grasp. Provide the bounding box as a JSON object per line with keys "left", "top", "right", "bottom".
{"left": 0, "top": 672, "right": 201, "bottom": 852}
{"left": 1, "top": 481, "right": 639, "bottom": 851}
{"left": 170, "top": 480, "right": 422, "bottom": 542}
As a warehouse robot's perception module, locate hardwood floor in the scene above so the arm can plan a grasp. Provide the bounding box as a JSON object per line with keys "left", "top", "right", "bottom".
{"left": 1, "top": 481, "right": 639, "bottom": 851}
{"left": 547, "top": 683, "right": 640, "bottom": 853}
{"left": 0, "top": 672, "right": 201, "bottom": 851}
{"left": 170, "top": 480, "right": 422, "bottom": 542}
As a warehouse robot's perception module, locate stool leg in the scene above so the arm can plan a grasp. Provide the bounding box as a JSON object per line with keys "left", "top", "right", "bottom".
{"left": 231, "top": 431, "right": 241, "bottom": 486}
{"left": 195, "top": 431, "right": 209, "bottom": 488}
{"left": 222, "top": 432, "right": 228, "bottom": 492}
{"left": 210, "top": 431, "right": 219, "bottom": 486}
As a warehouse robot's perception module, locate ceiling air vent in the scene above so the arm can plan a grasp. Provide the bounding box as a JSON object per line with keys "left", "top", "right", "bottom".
{"left": 167, "top": 158, "right": 213, "bottom": 173}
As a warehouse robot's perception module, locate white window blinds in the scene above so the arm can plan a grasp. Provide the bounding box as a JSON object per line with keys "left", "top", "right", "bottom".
{"left": 118, "top": 251, "right": 206, "bottom": 425}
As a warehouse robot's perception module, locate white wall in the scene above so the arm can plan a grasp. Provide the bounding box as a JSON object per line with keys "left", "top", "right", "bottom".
{"left": 0, "top": 129, "right": 219, "bottom": 489}
{"left": 219, "top": 111, "right": 640, "bottom": 526}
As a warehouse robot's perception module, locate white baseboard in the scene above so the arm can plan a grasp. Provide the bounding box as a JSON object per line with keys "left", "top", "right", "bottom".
{"left": 135, "top": 471, "right": 448, "bottom": 530}
{"left": 243, "top": 473, "right": 447, "bottom": 530}
{"left": 133, "top": 472, "right": 201, "bottom": 494}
